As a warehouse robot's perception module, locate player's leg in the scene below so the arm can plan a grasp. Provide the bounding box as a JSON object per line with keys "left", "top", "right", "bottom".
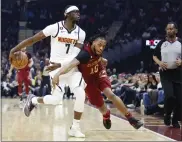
{"left": 68, "top": 72, "right": 86, "bottom": 138}
{"left": 86, "top": 84, "right": 111, "bottom": 129}
{"left": 17, "top": 72, "right": 24, "bottom": 105}
{"left": 17, "top": 73, "right": 23, "bottom": 96}
{"left": 172, "top": 83, "right": 181, "bottom": 128}
{"left": 99, "top": 104, "right": 111, "bottom": 129}
{"left": 24, "top": 71, "right": 31, "bottom": 96}
{"left": 23, "top": 76, "right": 65, "bottom": 117}
{"left": 100, "top": 78, "right": 143, "bottom": 129}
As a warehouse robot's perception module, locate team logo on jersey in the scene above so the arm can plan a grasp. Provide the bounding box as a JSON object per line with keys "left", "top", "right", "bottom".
{"left": 58, "top": 37, "right": 78, "bottom": 44}
{"left": 87, "top": 58, "right": 101, "bottom": 67}
{"left": 60, "top": 27, "right": 63, "bottom": 30}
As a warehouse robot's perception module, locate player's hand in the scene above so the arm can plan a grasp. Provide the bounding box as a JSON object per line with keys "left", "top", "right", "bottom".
{"left": 46, "top": 62, "right": 61, "bottom": 72}
{"left": 175, "top": 58, "right": 181, "bottom": 66}
{"left": 158, "top": 61, "right": 168, "bottom": 71}
{"left": 52, "top": 73, "right": 60, "bottom": 89}
{"left": 101, "top": 58, "right": 108, "bottom": 67}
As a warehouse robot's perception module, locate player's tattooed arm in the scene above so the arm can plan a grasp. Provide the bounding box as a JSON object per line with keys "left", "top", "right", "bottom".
{"left": 58, "top": 59, "right": 80, "bottom": 75}
{"left": 52, "top": 59, "right": 80, "bottom": 87}
{"left": 55, "top": 48, "right": 90, "bottom": 76}
{"left": 9, "top": 31, "right": 46, "bottom": 58}
{"left": 75, "top": 30, "right": 86, "bottom": 49}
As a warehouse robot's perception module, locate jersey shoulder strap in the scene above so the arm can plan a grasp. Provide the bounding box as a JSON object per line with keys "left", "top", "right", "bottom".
{"left": 52, "top": 22, "right": 60, "bottom": 38}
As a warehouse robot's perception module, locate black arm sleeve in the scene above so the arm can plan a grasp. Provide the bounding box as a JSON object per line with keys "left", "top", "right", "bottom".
{"left": 153, "top": 40, "right": 164, "bottom": 60}
{"left": 75, "top": 50, "right": 91, "bottom": 64}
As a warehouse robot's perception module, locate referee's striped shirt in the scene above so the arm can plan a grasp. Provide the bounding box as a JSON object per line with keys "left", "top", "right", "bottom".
{"left": 153, "top": 38, "right": 182, "bottom": 69}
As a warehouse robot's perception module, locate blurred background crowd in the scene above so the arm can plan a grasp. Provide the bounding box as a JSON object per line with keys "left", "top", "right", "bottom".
{"left": 1, "top": 0, "right": 182, "bottom": 117}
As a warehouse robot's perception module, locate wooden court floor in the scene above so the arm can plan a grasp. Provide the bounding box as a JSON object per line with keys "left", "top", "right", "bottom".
{"left": 1, "top": 98, "right": 175, "bottom": 141}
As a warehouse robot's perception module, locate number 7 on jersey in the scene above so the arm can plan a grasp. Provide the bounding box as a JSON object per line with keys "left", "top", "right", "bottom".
{"left": 65, "top": 44, "right": 71, "bottom": 54}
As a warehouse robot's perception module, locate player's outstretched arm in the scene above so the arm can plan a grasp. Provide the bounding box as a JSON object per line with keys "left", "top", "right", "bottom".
{"left": 58, "top": 58, "right": 80, "bottom": 76}
{"left": 51, "top": 58, "right": 81, "bottom": 88}
{"left": 10, "top": 22, "right": 59, "bottom": 60}
{"left": 51, "top": 49, "right": 91, "bottom": 87}
{"left": 10, "top": 31, "right": 46, "bottom": 55}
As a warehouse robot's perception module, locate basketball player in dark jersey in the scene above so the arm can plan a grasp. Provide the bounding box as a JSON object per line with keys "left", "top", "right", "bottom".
{"left": 47, "top": 37, "right": 143, "bottom": 130}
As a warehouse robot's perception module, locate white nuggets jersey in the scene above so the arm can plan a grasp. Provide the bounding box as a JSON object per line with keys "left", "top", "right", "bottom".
{"left": 43, "top": 21, "right": 86, "bottom": 64}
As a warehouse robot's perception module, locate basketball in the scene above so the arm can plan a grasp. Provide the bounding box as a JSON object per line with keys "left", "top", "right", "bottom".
{"left": 11, "top": 51, "right": 28, "bottom": 69}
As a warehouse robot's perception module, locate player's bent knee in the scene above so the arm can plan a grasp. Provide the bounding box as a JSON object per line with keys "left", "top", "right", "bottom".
{"left": 43, "top": 95, "right": 62, "bottom": 105}
{"left": 52, "top": 86, "right": 63, "bottom": 96}
{"left": 73, "top": 87, "right": 86, "bottom": 99}
{"left": 103, "top": 88, "right": 116, "bottom": 101}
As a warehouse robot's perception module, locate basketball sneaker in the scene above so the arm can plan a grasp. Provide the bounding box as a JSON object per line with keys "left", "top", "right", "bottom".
{"left": 103, "top": 110, "right": 111, "bottom": 129}
{"left": 23, "top": 94, "right": 36, "bottom": 117}
{"left": 68, "top": 126, "right": 85, "bottom": 138}
{"left": 172, "top": 116, "right": 180, "bottom": 128}
{"left": 128, "top": 117, "right": 143, "bottom": 129}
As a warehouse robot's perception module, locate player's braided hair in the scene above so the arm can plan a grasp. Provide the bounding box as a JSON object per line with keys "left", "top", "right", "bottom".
{"left": 88, "top": 32, "right": 106, "bottom": 44}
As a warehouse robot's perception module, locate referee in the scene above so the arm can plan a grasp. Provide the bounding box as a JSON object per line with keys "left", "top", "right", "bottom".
{"left": 153, "top": 22, "right": 182, "bottom": 128}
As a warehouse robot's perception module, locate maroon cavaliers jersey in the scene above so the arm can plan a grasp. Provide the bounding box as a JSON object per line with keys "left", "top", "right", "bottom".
{"left": 76, "top": 44, "right": 106, "bottom": 82}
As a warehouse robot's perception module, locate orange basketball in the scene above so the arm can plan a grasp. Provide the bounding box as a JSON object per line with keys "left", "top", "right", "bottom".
{"left": 11, "top": 51, "right": 28, "bottom": 69}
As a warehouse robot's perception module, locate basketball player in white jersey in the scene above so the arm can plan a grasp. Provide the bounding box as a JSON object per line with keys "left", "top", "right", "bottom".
{"left": 9, "top": 6, "right": 86, "bottom": 138}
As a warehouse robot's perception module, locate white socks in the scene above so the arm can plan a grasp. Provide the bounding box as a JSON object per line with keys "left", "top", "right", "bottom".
{"left": 72, "top": 119, "right": 80, "bottom": 128}
{"left": 32, "top": 97, "right": 38, "bottom": 105}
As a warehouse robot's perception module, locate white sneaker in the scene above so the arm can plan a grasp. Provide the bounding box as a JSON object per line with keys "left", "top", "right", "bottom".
{"left": 68, "top": 126, "right": 85, "bottom": 138}
{"left": 127, "top": 104, "right": 135, "bottom": 109}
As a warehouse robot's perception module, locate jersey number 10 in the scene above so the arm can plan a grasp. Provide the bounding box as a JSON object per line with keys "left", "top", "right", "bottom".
{"left": 65, "top": 44, "right": 71, "bottom": 54}
{"left": 90, "top": 64, "right": 98, "bottom": 74}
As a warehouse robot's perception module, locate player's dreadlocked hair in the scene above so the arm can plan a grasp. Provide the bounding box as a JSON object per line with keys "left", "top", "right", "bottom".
{"left": 88, "top": 32, "right": 106, "bottom": 45}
